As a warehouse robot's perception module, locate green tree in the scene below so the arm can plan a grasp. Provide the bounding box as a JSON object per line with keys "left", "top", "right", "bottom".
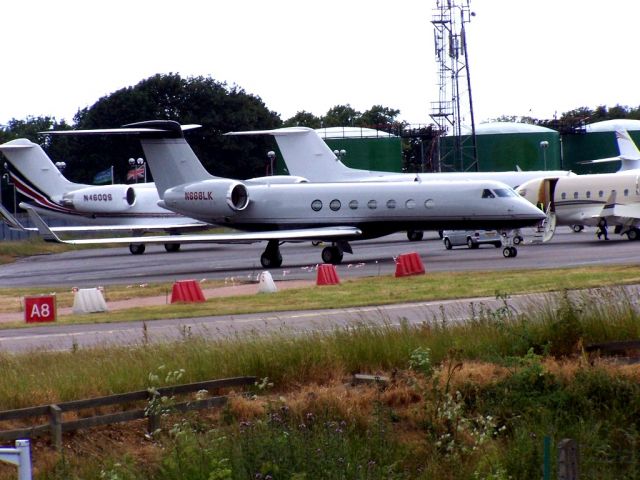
{"left": 322, "top": 104, "right": 360, "bottom": 127}
{"left": 52, "top": 73, "right": 283, "bottom": 182}
{"left": 283, "top": 111, "right": 322, "bottom": 128}
{"left": 357, "top": 105, "right": 401, "bottom": 130}
{"left": 558, "top": 106, "right": 594, "bottom": 124}
{"left": 0, "top": 116, "right": 70, "bottom": 145}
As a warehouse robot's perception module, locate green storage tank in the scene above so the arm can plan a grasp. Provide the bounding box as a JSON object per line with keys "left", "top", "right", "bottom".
{"left": 275, "top": 127, "right": 402, "bottom": 175}
{"left": 440, "top": 122, "right": 561, "bottom": 172}
{"left": 562, "top": 119, "right": 640, "bottom": 174}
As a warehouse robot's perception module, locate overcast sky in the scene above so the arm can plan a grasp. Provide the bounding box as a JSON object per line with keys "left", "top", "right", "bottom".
{"left": 3, "top": 0, "right": 639, "bottom": 127}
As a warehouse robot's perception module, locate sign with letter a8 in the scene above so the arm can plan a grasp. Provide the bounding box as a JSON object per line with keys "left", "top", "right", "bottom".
{"left": 24, "top": 295, "right": 56, "bottom": 323}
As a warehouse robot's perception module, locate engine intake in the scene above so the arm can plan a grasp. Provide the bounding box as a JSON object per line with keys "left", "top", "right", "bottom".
{"left": 228, "top": 182, "right": 249, "bottom": 211}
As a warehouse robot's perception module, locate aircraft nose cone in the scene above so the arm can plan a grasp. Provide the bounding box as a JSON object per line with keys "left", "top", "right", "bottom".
{"left": 528, "top": 204, "right": 547, "bottom": 221}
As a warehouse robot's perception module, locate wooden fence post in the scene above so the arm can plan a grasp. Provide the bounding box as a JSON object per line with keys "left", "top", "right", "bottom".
{"left": 49, "top": 405, "right": 62, "bottom": 451}
{"left": 558, "top": 438, "right": 580, "bottom": 480}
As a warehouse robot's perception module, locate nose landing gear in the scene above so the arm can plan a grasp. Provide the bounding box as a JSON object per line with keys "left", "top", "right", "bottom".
{"left": 500, "top": 231, "right": 519, "bottom": 258}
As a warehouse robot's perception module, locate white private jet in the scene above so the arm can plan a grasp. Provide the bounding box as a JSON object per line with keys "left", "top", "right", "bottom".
{"left": 0, "top": 138, "right": 211, "bottom": 254}
{"left": 517, "top": 172, "right": 640, "bottom": 241}
{"left": 225, "top": 126, "right": 574, "bottom": 241}
{"left": 0, "top": 137, "right": 307, "bottom": 254}
{"left": 28, "top": 120, "right": 546, "bottom": 264}
{"left": 517, "top": 129, "right": 640, "bottom": 239}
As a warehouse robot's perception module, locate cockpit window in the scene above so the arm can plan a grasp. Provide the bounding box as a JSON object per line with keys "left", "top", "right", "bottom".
{"left": 494, "top": 188, "right": 517, "bottom": 197}
{"left": 482, "top": 189, "right": 495, "bottom": 198}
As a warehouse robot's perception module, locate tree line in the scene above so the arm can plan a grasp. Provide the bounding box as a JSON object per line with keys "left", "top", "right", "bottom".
{"left": 1, "top": 72, "right": 639, "bottom": 183}
{"left": 0, "top": 74, "right": 403, "bottom": 183}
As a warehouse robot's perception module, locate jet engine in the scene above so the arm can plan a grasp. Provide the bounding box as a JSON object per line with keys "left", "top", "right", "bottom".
{"left": 61, "top": 185, "right": 136, "bottom": 213}
{"left": 163, "top": 179, "right": 250, "bottom": 217}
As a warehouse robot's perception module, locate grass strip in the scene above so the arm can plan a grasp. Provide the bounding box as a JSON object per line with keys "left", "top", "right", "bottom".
{"left": 37, "top": 264, "right": 640, "bottom": 326}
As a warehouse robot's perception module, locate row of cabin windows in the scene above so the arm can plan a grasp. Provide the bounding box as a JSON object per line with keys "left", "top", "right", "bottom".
{"left": 560, "top": 189, "right": 629, "bottom": 200}
{"left": 311, "top": 198, "right": 430, "bottom": 212}
{"left": 309, "top": 188, "right": 509, "bottom": 212}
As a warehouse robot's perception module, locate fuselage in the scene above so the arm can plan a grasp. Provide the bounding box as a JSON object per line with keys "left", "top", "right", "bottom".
{"left": 335, "top": 169, "right": 575, "bottom": 189}
{"left": 16, "top": 183, "right": 198, "bottom": 227}
{"left": 517, "top": 173, "right": 640, "bottom": 227}
{"left": 161, "top": 179, "right": 546, "bottom": 239}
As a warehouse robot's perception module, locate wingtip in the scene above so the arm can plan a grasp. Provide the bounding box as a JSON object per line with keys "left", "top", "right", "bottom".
{"left": 23, "top": 206, "right": 62, "bottom": 243}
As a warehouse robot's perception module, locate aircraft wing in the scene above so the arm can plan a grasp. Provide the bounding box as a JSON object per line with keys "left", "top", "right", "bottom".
{"left": 0, "top": 203, "right": 208, "bottom": 234}
{"left": 592, "top": 203, "right": 640, "bottom": 223}
{"left": 578, "top": 156, "right": 622, "bottom": 165}
{"left": 25, "top": 206, "right": 362, "bottom": 246}
{"left": 591, "top": 190, "right": 640, "bottom": 223}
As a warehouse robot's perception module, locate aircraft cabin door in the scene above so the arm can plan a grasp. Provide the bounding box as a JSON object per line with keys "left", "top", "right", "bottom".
{"left": 538, "top": 178, "right": 559, "bottom": 213}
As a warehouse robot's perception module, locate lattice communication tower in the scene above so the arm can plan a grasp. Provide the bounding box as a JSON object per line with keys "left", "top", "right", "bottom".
{"left": 430, "top": 0, "right": 478, "bottom": 172}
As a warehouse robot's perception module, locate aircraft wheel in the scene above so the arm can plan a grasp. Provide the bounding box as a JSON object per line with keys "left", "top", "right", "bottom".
{"left": 260, "top": 251, "right": 282, "bottom": 268}
{"left": 628, "top": 228, "right": 640, "bottom": 241}
{"left": 444, "top": 238, "right": 452, "bottom": 250}
{"left": 129, "top": 243, "right": 146, "bottom": 255}
{"left": 503, "top": 246, "right": 517, "bottom": 258}
{"left": 407, "top": 230, "right": 424, "bottom": 242}
{"left": 164, "top": 243, "right": 181, "bottom": 253}
{"left": 321, "top": 246, "right": 343, "bottom": 265}
{"left": 571, "top": 224, "right": 584, "bottom": 233}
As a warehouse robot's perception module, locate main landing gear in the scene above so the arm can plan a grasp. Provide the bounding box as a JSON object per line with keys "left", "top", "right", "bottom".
{"left": 128, "top": 242, "right": 182, "bottom": 255}
{"left": 128, "top": 230, "right": 183, "bottom": 255}
{"left": 260, "top": 240, "right": 283, "bottom": 268}
{"left": 129, "top": 243, "right": 146, "bottom": 255}
{"left": 407, "top": 230, "right": 424, "bottom": 241}
{"left": 321, "top": 240, "right": 352, "bottom": 265}
{"left": 260, "top": 240, "right": 353, "bottom": 268}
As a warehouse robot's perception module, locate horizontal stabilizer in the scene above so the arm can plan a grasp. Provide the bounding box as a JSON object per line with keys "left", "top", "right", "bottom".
{"left": 578, "top": 156, "right": 622, "bottom": 165}
{"left": 40, "top": 121, "right": 201, "bottom": 137}
{"left": 225, "top": 127, "right": 312, "bottom": 137}
{"left": 0, "top": 143, "right": 35, "bottom": 150}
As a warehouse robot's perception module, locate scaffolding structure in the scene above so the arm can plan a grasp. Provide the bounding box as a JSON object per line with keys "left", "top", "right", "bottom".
{"left": 430, "top": 0, "right": 478, "bottom": 172}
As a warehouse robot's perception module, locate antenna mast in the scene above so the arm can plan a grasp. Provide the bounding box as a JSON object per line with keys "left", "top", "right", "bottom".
{"left": 430, "top": 0, "right": 478, "bottom": 172}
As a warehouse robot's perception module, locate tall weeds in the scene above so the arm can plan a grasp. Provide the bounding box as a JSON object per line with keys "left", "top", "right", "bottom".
{"left": 2, "top": 287, "right": 640, "bottom": 478}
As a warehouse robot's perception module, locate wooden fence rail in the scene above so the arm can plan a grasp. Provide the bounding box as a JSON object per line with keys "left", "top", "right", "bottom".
{"left": 0, "top": 376, "right": 256, "bottom": 450}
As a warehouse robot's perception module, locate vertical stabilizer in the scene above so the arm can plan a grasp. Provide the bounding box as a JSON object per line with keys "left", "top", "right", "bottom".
{"left": 615, "top": 130, "right": 640, "bottom": 171}
{"left": 226, "top": 127, "right": 375, "bottom": 181}
{"left": 0, "top": 139, "right": 85, "bottom": 203}
{"left": 124, "top": 121, "right": 214, "bottom": 198}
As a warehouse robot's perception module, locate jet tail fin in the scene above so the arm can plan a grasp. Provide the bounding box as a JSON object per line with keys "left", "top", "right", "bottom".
{"left": 225, "top": 127, "right": 368, "bottom": 181}
{"left": 0, "top": 139, "right": 83, "bottom": 203}
{"left": 615, "top": 130, "right": 640, "bottom": 171}
{"left": 578, "top": 130, "right": 640, "bottom": 172}
{"left": 41, "top": 121, "right": 211, "bottom": 199}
